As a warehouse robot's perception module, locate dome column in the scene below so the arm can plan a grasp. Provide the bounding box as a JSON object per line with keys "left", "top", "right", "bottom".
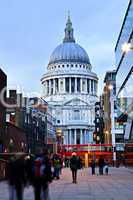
{"left": 85, "top": 79, "right": 87, "bottom": 93}
{"left": 63, "top": 78, "right": 66, "bottom": 93}
{"left": 93, "top": 80, "right": 95, "bottom": 95}
{"left": 75, "top": 77, "right": 77, "bottom": 93}
{"left": 69, "top": 78, "right": 71, "bottom": 93}
{"left": 53, "top": 79, "right": 56, "bottom": 94}
{"left": 49, "top": 79, "right": 51, "bottom": 95}
{"left": 74, "top": 129, "right": 77, "bottom": 144}
{"left": 80, "top": 78, "right": 82, "bottom": 93}
{"left": 84, "top": 129, "right": 87, "bottom": 144}
{"left": 80, "top": 129, "right": 83, "bottom": 144}
{"left": 89, "top": 80, "right": 92, "bottom": 95}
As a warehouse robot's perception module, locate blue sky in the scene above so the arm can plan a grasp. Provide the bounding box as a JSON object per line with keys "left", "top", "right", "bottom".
{"left": 0, "top": 0, "right": 129, "bottom": 96}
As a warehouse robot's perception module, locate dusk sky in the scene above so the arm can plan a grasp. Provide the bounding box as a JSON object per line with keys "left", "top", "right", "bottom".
{"left": 0, "top": 0, "right": 129, "bottom": 96}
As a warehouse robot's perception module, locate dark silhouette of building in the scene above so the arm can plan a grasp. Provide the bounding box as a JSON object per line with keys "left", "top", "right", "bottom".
{"left": 0, "top": 68, "right": 7, "bottom": 152}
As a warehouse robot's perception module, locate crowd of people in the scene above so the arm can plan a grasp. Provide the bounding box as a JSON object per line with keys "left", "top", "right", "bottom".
{"left": 5, "top": 150, "right": 109, "bottom": 200}
{"left": 90, "top": 156, "right": 109, "bottom": 175}
{"left": 6, "top": 149, "right": 71, "bottom": 200}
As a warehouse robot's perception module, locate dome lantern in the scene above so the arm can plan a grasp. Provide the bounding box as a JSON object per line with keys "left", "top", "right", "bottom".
{"left": 63, "top": 13, "right": 75, "bottom": 43}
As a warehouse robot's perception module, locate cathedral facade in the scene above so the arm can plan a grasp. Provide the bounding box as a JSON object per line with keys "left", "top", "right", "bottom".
{"left": 41, "top": 16, "right": 98, "bottom": 145}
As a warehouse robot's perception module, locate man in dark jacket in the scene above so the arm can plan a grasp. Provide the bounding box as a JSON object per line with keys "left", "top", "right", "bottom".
{"left": 98, "top": 156, "right": 105, "bottom": 175}
{"left": 33, "top": 150, "right": 52, "bottom": 200}
{"left": 7, "top": 154, "right": 26, "bottom": 200}
{"left": 70, "top": 152, "right": 79, "bottom": 183}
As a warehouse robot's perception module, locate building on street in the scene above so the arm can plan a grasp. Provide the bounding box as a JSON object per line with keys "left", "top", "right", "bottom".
{"left": 115, "top": 0, "right": 133, "bottom": 142}
{"left": 0, "top": 68, "right": 7, "bottom": 152}
{"left": 41, "top": 15, "right": 98, "bottom": 145}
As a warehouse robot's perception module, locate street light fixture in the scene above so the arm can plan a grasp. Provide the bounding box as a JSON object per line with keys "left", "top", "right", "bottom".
{"left": 122, "top": 42, "right": 133, "bottom": 53}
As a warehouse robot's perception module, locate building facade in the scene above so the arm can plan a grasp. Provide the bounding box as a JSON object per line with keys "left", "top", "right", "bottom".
{"left": 41, "top": 16, "right": 98, "bottom": 145}
{"left": 115, "top": 0, "right": 133, "bottom": 142}
{"left": 0, "top": 68, "right": 7, "bottom": 152}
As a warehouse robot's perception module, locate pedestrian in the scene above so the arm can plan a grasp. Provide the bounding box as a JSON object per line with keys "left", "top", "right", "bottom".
{"left": 104, "top": 160, "right": 109, "bottom": 175}
{"left": 32, "top": 150, "right": 52, "bottom": 200}
{"left": 70, "top": 152, "right": 79, "bottom": 183}
{"left": 7, "top": 153, "right": 26, "bottom": 200}
{"left": 53, "top": 154, "right": 61, "bottom": 179}
{"left": 98, "top": 156, "right": 105, "bottom": 175}
{"left": 90, "top": 159, "right": 96, "bottom": 175}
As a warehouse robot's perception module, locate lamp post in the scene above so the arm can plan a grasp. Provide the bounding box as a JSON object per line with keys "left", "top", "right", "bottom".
{"left": 108, "top": 84, "right": 116, "bottom": 166}
{"left": 122, "top": 42, "right": 133, "bottom": 53}
{"left": 9, "top": 138, "right": 14, "bottom": 153}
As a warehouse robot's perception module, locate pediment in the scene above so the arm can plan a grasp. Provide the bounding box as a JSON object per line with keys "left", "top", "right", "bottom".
{"left": 63, "top": 98, "right": 89, "bottom": 106}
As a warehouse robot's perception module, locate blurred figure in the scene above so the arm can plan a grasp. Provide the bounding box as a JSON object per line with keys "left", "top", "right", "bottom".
{"left": 53, "top": 154, "right": 61, "bottom": 179}
{"left": 70, "top": 152, "right": 79, "bottom": 183}
{"left": 32, "top": 150, "right": 52, "bottom": 200}
{"left": 104, "top": 160, "right": 109, "bottom": 175}
{"left": 7, "top": 153, "right": 26, "bottom": 200}
{"left": 78, "top": 157, "right": 83, "bottom": 169}
{"left": 90, "top": 159, "right": 96, "bottom": 175}
{"left": 25, "top": 154, "right": 34, "bottom": 185}
{"left": 98, "top": 156, "right": 105, "bottom": 175}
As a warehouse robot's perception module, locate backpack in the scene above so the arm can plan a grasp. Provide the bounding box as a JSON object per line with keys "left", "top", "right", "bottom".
{"left": 54, "top": 159, "right": 60, "bottom": 168}
{"left": 34, "top": 157, "right": 46, "bottom": 178}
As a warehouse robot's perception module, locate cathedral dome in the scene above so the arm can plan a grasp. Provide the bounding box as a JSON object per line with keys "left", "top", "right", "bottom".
{"left": 49, "top": 42, "right": 90, "bottom": 65}
{"left": 48, "top": 15, "right": 91, "bottom": 66}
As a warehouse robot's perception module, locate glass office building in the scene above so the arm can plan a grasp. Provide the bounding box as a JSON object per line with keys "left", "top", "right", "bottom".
{"left": 115, "top": 0, "right": 133, "bottom": 141}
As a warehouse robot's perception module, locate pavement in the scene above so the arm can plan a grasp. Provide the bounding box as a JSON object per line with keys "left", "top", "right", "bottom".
{"left": 0, "top": 167, "right": 133, "bottom": 200}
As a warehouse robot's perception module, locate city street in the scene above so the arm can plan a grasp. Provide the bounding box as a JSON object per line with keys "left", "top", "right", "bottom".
{"left": 0, "top": 167, "right": 133, "bottom": 200}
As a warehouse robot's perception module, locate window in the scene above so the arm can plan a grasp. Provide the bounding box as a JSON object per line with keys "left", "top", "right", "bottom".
{"left": 75, "top": 64, "right": 78, "bottom": 67}
{"left": 73, "top": 110, "right": 80, "bottom": 120}
{"left": 71, "top": 64, "right": 73, "bottom": 67}
{"left": 67, "top": 64, "right": 69, "bottom": 67}
{"left": 58, "top": 65, "right": 60, "bottom": 68}
{"left": 62, "top": 65, "right": 64, "bottom": 68}
{"left": 80, "top": 65, "right": 82, "bottom": 68}
{"left": 57, "top": 120, "right": 60, "bottom": 124}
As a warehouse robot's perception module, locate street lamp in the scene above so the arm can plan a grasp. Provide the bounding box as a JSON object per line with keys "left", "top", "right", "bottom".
{"left": 122, "top": 42, "right": 133, "bottom": 53}
{"left": 9, "top": 138, "right": 14, "bottom": 152}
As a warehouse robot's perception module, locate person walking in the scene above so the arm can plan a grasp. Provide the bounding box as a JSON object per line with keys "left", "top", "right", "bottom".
{"left": 53, "top": 154, "right": 61, "bottom": 179}
{"left": 32, "top": 150, "right": 52, "bottom": 200}
{"left": 98, "top": 156, "right": 105, "bottom": 175}
{"left": 90, "top": 159, "right": 96, "bottom": 175}
{"left": 7, "top": 153, "right": 26, "bottom": 200}
{"left": 104, "top": 160, "right": 109, "bottom": 175}
{"left": 70, "top": 152, "right": 79, "bottom": 183}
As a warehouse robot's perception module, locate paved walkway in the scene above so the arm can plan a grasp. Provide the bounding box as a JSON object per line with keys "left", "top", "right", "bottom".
{"left": 0, "top": 167, "right": 133, "bottom": 200}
